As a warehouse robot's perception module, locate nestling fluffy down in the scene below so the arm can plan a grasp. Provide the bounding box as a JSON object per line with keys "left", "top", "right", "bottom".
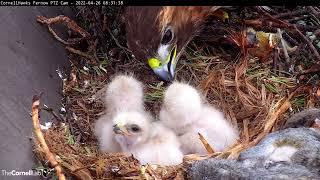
{"left": 94, "top": 75, "right": 145, "bottom": 152}
{"left": 104, "top": 75, "right": 145, "bottom": 115}
{"left": 160, "top": 82, "right": 239, "bottom": 154}
{"left": 95, "top": 75, "right": 183, "bottom": 165}
{"left": 112, "top": 111, "right": 183, "bottom": 165}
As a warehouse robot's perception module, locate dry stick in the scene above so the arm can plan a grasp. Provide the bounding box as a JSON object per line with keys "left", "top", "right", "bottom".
{"left": 224, "top": 99, "right": 291, "bottom": 159}
{"left": 105, "top": 27, "right": 132, "bottom": 53}
{"left": 277, "top": 28, "right": 290, "bottom": 64}
{"left": 48, "top": 25, "right": 69, "bottom": 45}
{"left": 37, "top": 15, "right": 91, "bottom": 48}
{"left": 32, "top": 95, "right": 66, "bottom": 180}
{"left": 146, "top": 165, "right": 161, "bottom": 180}
{"left": 243, "top": 119, "right": 250, "bottom": 144}
{"left": 255, "top": 6, "right": 291, "bottom": 27}
{"left": 274, "top": 9, "right": 307, "bottom": 19}
{"left": 308, "top": 6, "right": 320, "bottom": 18}
{"left": 244, "top": 19, "right": 320, "bottom": 31}
{"left": 183, "top": 153, "right": 218, "bottom": 161}
{"left": 294, "top": 25, "right": 320, "bottom": 63}
{"left": 297, "top": 64, "right": 320, "bottom": 75}
{"left": 65, "top": 46, "right": 95, "bottom": 60}
{"left": 250, "top": 99, "right": 291, "bottom": 146}
{"left": 282, "top": 31, "right": 299, "bottom": 46}
{"left": 37, "top": 15, "right": 90, "bottom": 38}
{"left": 198, "top": 132, "right": 215, "bottom": 154}
{"left": 218, "top": 87, "right": 299, "bottom": 159}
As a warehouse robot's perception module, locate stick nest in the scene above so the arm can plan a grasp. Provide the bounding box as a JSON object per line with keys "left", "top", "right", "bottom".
{"left": 32, "top": 6, "right": 320, "bottom": 179}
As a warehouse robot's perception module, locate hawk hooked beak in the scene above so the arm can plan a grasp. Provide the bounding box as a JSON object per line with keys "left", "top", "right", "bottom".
{"left": 113, "top": 123, "right": 130, "bottom": 136}
{"left": 148, "top": 45, "right": 177, "bottom": 82}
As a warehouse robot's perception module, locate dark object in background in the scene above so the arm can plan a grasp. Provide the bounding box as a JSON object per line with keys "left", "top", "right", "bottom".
{"left": 282, "top": 108, "right": 320, "bottom": 129}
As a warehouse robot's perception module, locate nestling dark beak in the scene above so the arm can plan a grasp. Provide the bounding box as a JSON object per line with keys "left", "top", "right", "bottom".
{"left": 113, "top": 124, "right": 130, "bottom": 136}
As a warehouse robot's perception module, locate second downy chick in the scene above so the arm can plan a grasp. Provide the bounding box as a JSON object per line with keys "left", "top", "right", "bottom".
{"left": 94, "top": 75, "right": 145, "bottom": 152}
{"left": 179, "top": 105, "right": 239, "bottom": 154}
{"left": 160, "top": 82, "right": 239, "bottom": 154}
{"left": 104, "top": 75, "right": 145, "bottom": 115}
{"left": 112, "top": 111, "right": 183, "bottom": 165}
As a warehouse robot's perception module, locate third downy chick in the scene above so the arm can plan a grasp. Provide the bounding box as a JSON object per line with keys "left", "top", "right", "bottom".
{"left": 160, "top": 82, "right": 239, "bottom": 154}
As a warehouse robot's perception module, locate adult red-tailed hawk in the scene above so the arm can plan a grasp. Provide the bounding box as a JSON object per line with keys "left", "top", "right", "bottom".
{"left": 125, "top": 6, "right": 221, "bottom": 81}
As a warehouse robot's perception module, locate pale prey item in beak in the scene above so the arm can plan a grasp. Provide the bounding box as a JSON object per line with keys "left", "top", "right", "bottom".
{"left": 148, "top": 45, "right": 177, "bottom": 81}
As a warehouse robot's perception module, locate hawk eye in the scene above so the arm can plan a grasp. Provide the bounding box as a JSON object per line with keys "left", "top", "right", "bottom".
{"left": 130, "top": 124, "right": 141, "bottom": 132}
{"left": 161, "top": 27, "right": 173, "bottom": 45}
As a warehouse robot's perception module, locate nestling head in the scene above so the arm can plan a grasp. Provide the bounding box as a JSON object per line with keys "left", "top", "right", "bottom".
{"left": 160, "top": 82, "right": 202, "bottom": 131}
{"left": 112, "top": 111, "right": 152, "bottom": 149}
{"left": 105, "top": 75, "right": 144, "bottom": 111}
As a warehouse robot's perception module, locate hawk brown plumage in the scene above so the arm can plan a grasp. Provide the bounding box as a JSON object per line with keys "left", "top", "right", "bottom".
{"left": 124, "top": 6, "right": 221, "bottom": 81}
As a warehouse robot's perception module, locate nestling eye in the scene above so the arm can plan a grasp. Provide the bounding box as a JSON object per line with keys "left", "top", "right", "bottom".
{"left": 161, "top": 27, "right": 174, "bottom": 45}
{"left": 130, "top": 124, "right": 141, "bottom": 132}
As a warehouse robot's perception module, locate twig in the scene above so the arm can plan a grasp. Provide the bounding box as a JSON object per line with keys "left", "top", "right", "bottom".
{"left": 183, "top": 153, "right": 220, "bottom": 161}
{"left": 65, "top": 96, "right": 75, "bottom": 135}
{"left": 32, "top": 95, "right": 66, "bottom": 180}
{"left": 282, "top": 31, "right": 299, "bottom": 46}
{"left": 271, "top": 47, "right": 280, "bottom": 74}
{"left": 42, "top": 106, "right": 64, "bottom": 122}
{"left": 217, "top": 93, "right": 294, "bottom": 159}
{"left": 251, "top": 98, "right": 291, "bottom": 146}
{"left": 307, "top": 6, "right": 320, "bottom": 18}
{"left": 294, "top": 25, "right": 320, "bottom": 63}
{"left": 277, "top": 28, "right": 290, "bottom": 64}
{"left": 244, "top": 19, "right": 320, "bottom": 31}
{"left": 66, "top": 46, "right": 95, "bottom": 60}
{"left": 255, "top": 6, "right": 291, "bottom": 27}
{"left": 37, "top": 15, "right": 90, "bottom": 38}
{"left": 243, "top": 119, "right": 250, "bottom": 144}
{"left": 198, "top": 132, "right": 215, "bottom": 154}
{"left": 274, "top": 9, "right": 307, "bottom": 19}
{"left": 105, "top": 27, "right": 132, "bottom": 53}
{"left": 146, "top": 165, "right": 161, "bottom": 180}
{"left": 297, "top": 64, "right": 320, "bottom": 75}
{"left": 48, "top": 25, "right": 69, "bottom": 45}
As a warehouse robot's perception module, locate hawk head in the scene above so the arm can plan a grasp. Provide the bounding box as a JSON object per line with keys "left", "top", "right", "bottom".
{"left": 125, "top": 6, "right": 220, "bottom": 81}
